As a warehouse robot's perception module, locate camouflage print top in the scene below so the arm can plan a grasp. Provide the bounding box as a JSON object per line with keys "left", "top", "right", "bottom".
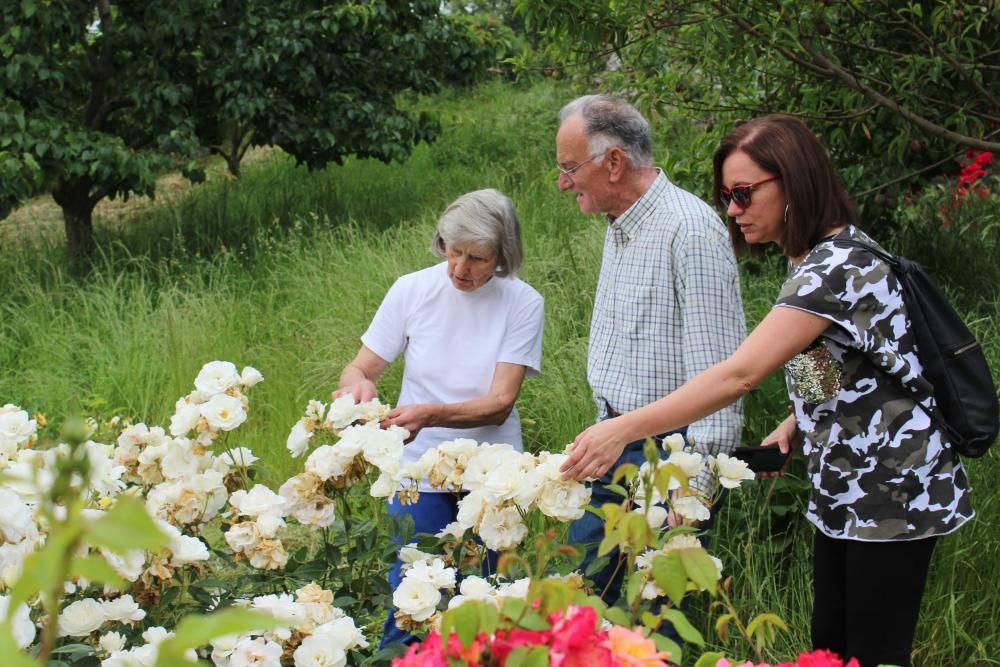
{"left": 776, "top": 225, "right": 974, "bottom": 541}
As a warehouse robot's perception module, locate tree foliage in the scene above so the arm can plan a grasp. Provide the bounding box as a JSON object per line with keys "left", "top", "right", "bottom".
{"left": 515, "top": 0, "right": 999, "bottom": 208}
{"left": 0, "top": 0, "right": 502, "bottom": 265}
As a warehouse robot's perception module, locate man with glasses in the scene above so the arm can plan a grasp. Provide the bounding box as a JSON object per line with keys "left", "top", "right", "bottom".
{"left": 555, "top": 94, "right": 746, "bottom": 606}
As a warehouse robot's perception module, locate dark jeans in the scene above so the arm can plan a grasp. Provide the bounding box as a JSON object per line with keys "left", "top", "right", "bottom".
{"left": 568, "top": 428, "right": 688, "bottom": 606}
{"left": 812, "top": 529, "right": 938, "bottom": 667}
{"left": 380, "top": 492, "right": 498, "bottom": 648}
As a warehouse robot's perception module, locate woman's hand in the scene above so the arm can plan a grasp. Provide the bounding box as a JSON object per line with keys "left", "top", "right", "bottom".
{"left": 331, "top": 379, "right": 378, "bottom": 403}
{"left": 560, "top": 417, "right": 632, "bottom": 481}
{"left": 385, "top": 404, "right": 436, "bottom": 440}
{"left": 757, "top": 413, "right": 801, "bottom": 478}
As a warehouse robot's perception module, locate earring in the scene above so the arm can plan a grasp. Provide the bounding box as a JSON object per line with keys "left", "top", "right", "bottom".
{"left": 784, "top": 204, "right": 789, "bottom": 224}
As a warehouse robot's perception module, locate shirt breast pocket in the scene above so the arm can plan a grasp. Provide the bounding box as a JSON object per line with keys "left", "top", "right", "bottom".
{"left": 612, "top": 282, "right": 663, "bottom": 338}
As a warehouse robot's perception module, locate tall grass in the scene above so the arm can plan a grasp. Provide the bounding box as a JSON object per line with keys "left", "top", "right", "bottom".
{"left": 1, "top": 78, "right": 997, "bottom": 664}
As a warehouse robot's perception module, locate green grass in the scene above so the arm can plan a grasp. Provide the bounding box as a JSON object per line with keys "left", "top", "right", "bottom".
{"left": 1, "top": 78, "right": 997, "bottom": 665}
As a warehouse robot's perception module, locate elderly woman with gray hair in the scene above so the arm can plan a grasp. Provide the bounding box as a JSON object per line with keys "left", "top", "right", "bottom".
{"left": 333, "top": 188, "right": 544, "bottom": 647}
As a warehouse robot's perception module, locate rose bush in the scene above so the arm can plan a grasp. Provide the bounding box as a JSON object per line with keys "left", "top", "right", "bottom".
{"left": 0, "top": 360, "right": 842, "bottom": 666}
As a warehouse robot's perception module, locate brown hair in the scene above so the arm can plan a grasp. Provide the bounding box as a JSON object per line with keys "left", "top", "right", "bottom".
{"left": 712, "top": 115, "right": 859, "bottom": 258}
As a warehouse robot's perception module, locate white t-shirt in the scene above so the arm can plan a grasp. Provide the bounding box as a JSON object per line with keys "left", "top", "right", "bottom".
{"left": 362, "top": 262, "right": 544, "bottom": 487}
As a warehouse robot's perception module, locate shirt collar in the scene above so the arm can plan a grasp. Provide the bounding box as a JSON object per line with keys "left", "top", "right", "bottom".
{"left": 605, "top": 169, "right": 669, "bottom": 247}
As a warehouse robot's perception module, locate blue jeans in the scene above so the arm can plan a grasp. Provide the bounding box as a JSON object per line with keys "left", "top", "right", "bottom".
{"left": 380, "top": 492, "right": 498, "bottom": 648}
{"left": 568, "top": 428, "right": 688, "bottom": 607}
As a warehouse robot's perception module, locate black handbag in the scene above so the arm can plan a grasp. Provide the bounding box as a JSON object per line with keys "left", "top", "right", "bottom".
{"left": 835, "top": 239, "right": 998, "bottom": 457}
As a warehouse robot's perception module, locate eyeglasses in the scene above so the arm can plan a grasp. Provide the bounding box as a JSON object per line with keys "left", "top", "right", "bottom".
{"left": 719, "top": 176, "right": 781, "bottom": 208}
{"left": 557, "top": 150, "right": 607, "bottom": 178}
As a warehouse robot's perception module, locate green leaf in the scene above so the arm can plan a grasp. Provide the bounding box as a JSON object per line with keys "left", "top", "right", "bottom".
{"left": 68, "top": 554, "right": 125, "bottom": 589}
{"left": 659, "top": 609, "right": 704, "bottom": 645}
{"left": 603, "top": 606, "right": 630, "bottom": 627}
{"left": 505, "top": 645, "right": 549, "bottom": 667}
{"left": 21, "top": 0, "right": 36, "bottom": 19}
{"left": 678, "top": 547, "right": 718, "bottom": 594}
{"left": 0, "top": 623, "right": 36, "bottom": 667}
{"left": 695, "top": 651, "right": 726, "bottom": 667}
{"left": 10, "top": 519, "right": 82, "bottom": 609}
{"left": 650, "top": 552, "right": 686, "bottom": 606}
{"left": 440, "top": 599, "right": 497, "bottom": 648}
{"left": 155, "top": 609, "right": 280, "bottom": 666}
{"left": 745, "top": 612, "right": 788, "bottom": 642}
{"left": 85, "top": 496, "right": 169, "bottom": 554}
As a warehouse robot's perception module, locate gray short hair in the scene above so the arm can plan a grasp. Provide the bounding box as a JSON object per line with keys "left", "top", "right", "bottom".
{"left": 559, "top": 94, "right": 654, "bottom": 168}
{"left": 430, "top": 189, "right": 523, "bottom": 277}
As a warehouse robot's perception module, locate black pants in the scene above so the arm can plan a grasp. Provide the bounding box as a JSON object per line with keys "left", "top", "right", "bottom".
{"left": 812, "top": 530, "right": 938, "bottom": 667}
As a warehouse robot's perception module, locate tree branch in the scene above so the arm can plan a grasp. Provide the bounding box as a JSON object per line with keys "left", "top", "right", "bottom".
{"left": 798, "top": 39, "right": 1000, "bottom": 152}
{"left": 878, "top": 0, "right": 1000, "bottom": 109}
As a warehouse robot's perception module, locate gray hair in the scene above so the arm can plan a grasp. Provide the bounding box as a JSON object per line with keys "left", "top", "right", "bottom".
{"left": 559, "top": 94, "right": 654, "bottom": 168}
{"left": 430, "top": 189, "right": 523, "bottom": 277}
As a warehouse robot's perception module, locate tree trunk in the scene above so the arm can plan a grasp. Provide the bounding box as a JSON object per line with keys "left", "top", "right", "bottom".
{"left": 53, "top": 179, "right": 97, "bottom": 273}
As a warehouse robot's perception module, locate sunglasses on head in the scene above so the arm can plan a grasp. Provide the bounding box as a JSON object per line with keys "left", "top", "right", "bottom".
{"left": 719, "top": 175, "right": 781, "bottom": 208}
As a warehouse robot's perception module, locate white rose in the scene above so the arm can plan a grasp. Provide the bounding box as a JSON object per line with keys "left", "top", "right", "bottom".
{"left": 455, "top": 491, "right": 488, "bottom": 531}
{"left": 286, "top": 421, "right": 313, "bottom": 458}
{"left": 392, "top": 579, "right": 440, "bottom": 622}
{"left": 496, "top": 577, "right": 530, "bottom": 600}
{"left": 200, "top": 393, "right": 247, "bottom": 431}
{"left": 240, "top": 366, "right": 264, "bottom": 388}
{"left": 664, "top": 451, "right": 705, "bottom": 489}
{"left": 0, "top": 405, "right": 36, "bottom": 453}
{"left": 293, "top": 635, "right": 347, "bottom": 667}
{"left": 406, "top": 558, "right": 456, "bottom": 589}
{"left": 304, "top": 445, "right": 354, "bottom": 482}
{"left": 661, "top": 433, "right": 686, "bottom": 453}
{"left": 102, "top": 548, "right": 146, "bottom": 582}
{"left": 0, "top": 595, "right": 35, "bottom": 648}
{"left": 369, "top": 472, "right": 399, "bottom": 499}
{"left": 102, "top": 595, "right": 146, "bottom": 624}
{"left": 58, "top": 598, "right": 107, "bottom": 637}
{"left": 536, "top": 482, "right": 590, "bottom": 522}
{"left": 642, "top": 505, "right": 669, "bottom": 530}
{"left": 230, "top": 485, "right": 288, "bottom": 519}
{"left": 0, "top": 487, "right": 36, "bottom": 543}
{"left": 225, "top": 522, "right": 261, "bottom": 554}
{"left": 231, "top": 636, "right": 282, "bottom": 667}
{"left": 713, "top": 453, "right": 756, "bottom": 489}
{"left": 170, "top": 534, "right": 210, "bottom": 564}
{"left": 99, "top": 630, "right": 128, "bottom": 655}
{"left": 672, "top": 495, "right": 711, "bottom": 523}
{"left": 455, "top": 576, "right": 497, "bottom": 605}
{"left": 169, "top": 398, "right": 201, "bottom": 437}
{"left": 478, "top": 504, "right": 528, "bottom": 551}
{"left": 194, "top": 361, "right": 242, "bottom": 396}
{"left": 325, "top": 395, "right": 361, "bottom": 429}
{"left": 398, "top": 544, "right": 434, "bottom": 565}
{"left": 255, "top": 512, "right": 287, "bottom": 539}
{"left": 215, "top": 447, "right": 259, "bottom": 474}
{"left": 312, "top": 615, "right": 369, "bottom": 651}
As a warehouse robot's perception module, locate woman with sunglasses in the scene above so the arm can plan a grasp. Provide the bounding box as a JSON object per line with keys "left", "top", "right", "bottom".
{"left": 561, "top": 115, "right": 973, "bottom": 666}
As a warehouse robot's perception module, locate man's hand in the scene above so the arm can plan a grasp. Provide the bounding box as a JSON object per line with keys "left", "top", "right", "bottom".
{"left": 385, "top": 404, "right": 435, "bottom": 440}
{"left": 331, "top": 379, "right": 378, "bottom": 403}
{"left": 560, "top": 417, "right": 631, "bottom": 481}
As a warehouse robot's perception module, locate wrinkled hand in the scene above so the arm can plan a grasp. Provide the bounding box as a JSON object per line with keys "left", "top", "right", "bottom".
{"left": 758, "top": 414, "right": 800, "bottom": 478}
{"left": 560, "top": 417, "right": 632, "bottom": 482}
{"left": 384, "top": 404, "right": 433, "bottom": 441}
{"left": 331, "top": 380, "right": 378, "bottom": 403}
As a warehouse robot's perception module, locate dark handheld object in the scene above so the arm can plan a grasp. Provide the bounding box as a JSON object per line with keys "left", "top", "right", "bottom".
{"left": 732, "top": 445, "right": 791, "bottom": 473}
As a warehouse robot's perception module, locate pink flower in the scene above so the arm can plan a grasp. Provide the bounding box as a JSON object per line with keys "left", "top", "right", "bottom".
{"left": 491, "top": 628, "right": 549, "bottom": 664}
{"left": 775, "top": 649, "right": 860, "bottom": 667}
{"left": 607, "top": 626, "right": 672, "bottom": 667}
{"left": 392, "top": 631, "right": 484, "bottom": 667}
{"left": 547, "top": 606, "right": 614, "bottom": 667}
{"left": 716, "top": 660, "right": 764, "bottom": 667}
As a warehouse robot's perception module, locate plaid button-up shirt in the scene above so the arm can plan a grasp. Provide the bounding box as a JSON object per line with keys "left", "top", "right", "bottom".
{"left": 588, "top": 171, "right": 746, "bottom": 488}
